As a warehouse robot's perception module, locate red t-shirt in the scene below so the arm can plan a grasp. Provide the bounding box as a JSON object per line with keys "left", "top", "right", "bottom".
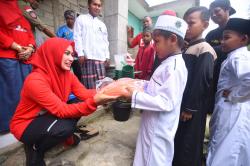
{"left": 0, "top": 16, "right": 35, "bottom": 60}
{"left": 10, "top": 72, "right": 97, "bottom": 140}
{"left": 130, "top": 33, "right": 145, "bottom": 48}
{"left": 134, "top": 43, "right": 155, "bottom": 80}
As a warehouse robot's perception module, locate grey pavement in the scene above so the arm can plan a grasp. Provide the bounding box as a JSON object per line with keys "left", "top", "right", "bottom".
{"left": 0, "top": 111, "right": 141, "bottom": 166}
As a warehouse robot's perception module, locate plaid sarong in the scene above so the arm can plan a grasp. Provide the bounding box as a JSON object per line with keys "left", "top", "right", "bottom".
{"left": 81, "top": 59, "right": 106, "bottom": 89}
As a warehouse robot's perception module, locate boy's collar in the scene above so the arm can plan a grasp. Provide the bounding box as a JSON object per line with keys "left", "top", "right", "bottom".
{"left": 187, "top": 39, "right": 206, "bottom": 47}
{"left": 227, "top": 46, "right": 248, "bottom": 56}
{"left": 160, "top": 52, "right": 182, "bottom": 64}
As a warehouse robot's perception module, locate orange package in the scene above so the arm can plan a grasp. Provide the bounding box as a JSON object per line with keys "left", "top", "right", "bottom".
{"left": 99, "top": 78, "right": 144, "bottom": 97}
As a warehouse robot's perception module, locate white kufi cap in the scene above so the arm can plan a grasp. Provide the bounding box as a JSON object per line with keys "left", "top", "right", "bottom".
{"left": 154, "top": 15, "right": 187, "bottom": 39}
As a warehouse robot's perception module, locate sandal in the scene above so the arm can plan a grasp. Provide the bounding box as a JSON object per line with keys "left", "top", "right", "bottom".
{"left": 75, "top": 125, "right": 99, "bottom": 140}
{"left": 80, "top": 129, "right": 99, "bottom": 140}
{"left": 75, "top": 125, "right": 88, "bottom": 134}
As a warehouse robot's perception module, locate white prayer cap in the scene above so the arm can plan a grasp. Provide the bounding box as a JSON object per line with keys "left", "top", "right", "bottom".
{"left": 154, "top": 15, "right": 187, "bottom": 39}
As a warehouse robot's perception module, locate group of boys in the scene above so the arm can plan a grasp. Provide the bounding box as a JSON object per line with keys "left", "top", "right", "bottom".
{"left": 126, "top": 0, "right": 250, "bottom": 165}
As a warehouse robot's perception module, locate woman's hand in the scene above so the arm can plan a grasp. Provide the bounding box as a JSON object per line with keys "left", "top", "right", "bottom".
{"left": 94, "top": 92, "right": 119, "bottom": 105}
{"left": 120, "top": 86, "right": 135, "bottom": 100}
{"left": 18, "top": 46, "right": 34, "bottom": 61}
{"left": 11, "top": 42, "right": 24, "bottom": 53}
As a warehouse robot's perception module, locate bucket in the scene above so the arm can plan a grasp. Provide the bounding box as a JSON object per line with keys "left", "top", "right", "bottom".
{"left": 112, "top": 101, "right": 131, "bottom": 121}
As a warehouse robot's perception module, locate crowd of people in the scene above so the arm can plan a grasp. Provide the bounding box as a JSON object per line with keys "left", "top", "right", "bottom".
{"left": 0, "top": 0, "right": 250, "bottom": 165}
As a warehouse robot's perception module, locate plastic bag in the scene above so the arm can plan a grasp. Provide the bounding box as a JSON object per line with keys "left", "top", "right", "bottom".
{"left": 125, "top": 53, "right": 135, "bottom": 66}
{"left": 114, "top": 53, "right": 126, "bottom": 70}
{"left": 96, "top": 77, "right": 114, "bottom": 92}
{"left": 99, "top": 78, "right": 145, "bottom": 97}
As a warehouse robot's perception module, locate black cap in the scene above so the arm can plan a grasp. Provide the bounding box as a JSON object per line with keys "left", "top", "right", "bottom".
{"left": 224, "top": 18, "right": 250, "bottom": 36}
{"left": 210, "top": 0, "right": 236, "bottom": 16}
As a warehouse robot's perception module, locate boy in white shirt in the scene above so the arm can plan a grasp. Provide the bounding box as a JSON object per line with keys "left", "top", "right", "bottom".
{"left": 122, "top": 15, "right": 188, "bottom": 166}
{"left": 207, "top": 18, "right": 250, "bottom": 166}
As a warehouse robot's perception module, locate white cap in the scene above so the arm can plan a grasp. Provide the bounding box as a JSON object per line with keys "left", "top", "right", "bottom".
{"left": 154, "top": 15, "right": 187, "bottom": 39}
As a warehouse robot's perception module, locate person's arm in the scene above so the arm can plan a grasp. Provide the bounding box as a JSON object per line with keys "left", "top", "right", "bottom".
{"left": 102, "top": 24, "right": 110, "bottom": 67}
{"left": 24, "top": 74, "right": 97, "bottom": 118}
{"left": 17, "top": 17, "right": 36, "bottom": 60}
{"left": 134, "top": 48, "right": 140, "bottom": 72}
{"left": 73, "top": 16, "right": 86, "bottom": 65}
{"left": 182, "top": 53, "right": 214, "bottom": 113}
{"left": 42, "top": 27, "right": 56, "bottom": 37}
{"left": 128, "top": 33, "right": 141, "bottom": 48}
{"left": 71, "top": 74, "right": 96, "bottom": 100}
{"left": 73, "top": 16, "right": 85, "bottom": 57}
{"left": 56, "top": 26, "right": 64, "bottom": 38}
{"left": 146, "top": 47, "right": 155, "bottom": 78}
{"left": 225, "top": 56, "right": 250, "bottom": 103}
{"left": 103, "top": 25, "right": 110, "bottom": 60}
{"left": 22, "top": 6, "right": 56, "bottom": 37}
{"left": 0, "top": 30, "right": 24, "bottom": 53}
{"left": 130, "top": 70, "right": 183, "bottom": 112}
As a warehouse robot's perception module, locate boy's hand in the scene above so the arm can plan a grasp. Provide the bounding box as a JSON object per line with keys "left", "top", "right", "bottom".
{"left": 121, "top": 86, "right": 135, "bottom": 100}
{"left": 180, "top": 111, "right": 192, "bottom": 122}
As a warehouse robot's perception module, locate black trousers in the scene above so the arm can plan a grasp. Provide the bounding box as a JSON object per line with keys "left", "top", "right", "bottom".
{"left": 21, "top": 114, "right": 78, "bottom": 153}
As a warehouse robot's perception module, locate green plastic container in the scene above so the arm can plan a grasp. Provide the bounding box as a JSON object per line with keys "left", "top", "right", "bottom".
{"left": 121, "top": 65, "right": 134, "bottom": 78}
{"left": 114, "top": 70, "right": 123, "bottom": 80}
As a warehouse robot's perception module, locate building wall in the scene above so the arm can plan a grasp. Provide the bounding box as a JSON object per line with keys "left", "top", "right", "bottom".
{"left": 35, "top": 0, "right": 89, "bottom": 33}
{"left": 35, "top": 0, "right": 128, "bottom": 63}
{"left": 128, "top": 11, "right": 142, "bottom": 37}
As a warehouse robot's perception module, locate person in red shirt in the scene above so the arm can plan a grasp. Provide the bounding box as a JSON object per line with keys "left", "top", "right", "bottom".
{"left": 134, "top": 27, "right": 155, "bottom": 80}
{"left": 0, "top": 0, "right": 35, "bottom": 133}
{"left": 127, "top": 16, "right": 153, "bottom": 48}
{"left": 10, "top": 38, "right": 118, "bottom": 166}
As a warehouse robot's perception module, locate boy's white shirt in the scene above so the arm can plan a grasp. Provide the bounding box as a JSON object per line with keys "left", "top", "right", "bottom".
{"left": 73, "top": 13, "right": 110, "bottom": 61}
{"left": 131, "top": 54, "right": 188, "bottom": 166}
{"left": 207, "top": 46, "right": 250, "bottom": 166}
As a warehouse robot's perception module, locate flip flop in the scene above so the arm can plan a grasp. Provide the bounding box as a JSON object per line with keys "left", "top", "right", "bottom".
{"left": 80, "top": 129, "right": 99, "bottom": 140}
{"left": 75, "top": 125, "right": 93, "bottom": 134}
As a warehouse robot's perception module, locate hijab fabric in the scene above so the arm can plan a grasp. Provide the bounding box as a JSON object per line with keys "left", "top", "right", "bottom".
{"left": 31, "top": 37, "right": 73, "bottom": 102}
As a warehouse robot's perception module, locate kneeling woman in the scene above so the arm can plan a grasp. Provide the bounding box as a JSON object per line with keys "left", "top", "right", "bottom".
{"left": 10, "top": 38, "right": 118, "bottom": 166}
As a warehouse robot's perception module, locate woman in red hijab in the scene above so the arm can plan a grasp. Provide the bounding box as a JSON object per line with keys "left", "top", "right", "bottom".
{"left": 10, "top": 37, "right": 118, "bottom": 166}
{"left": 0, "top": 0, "right": 35, "bottom": 133}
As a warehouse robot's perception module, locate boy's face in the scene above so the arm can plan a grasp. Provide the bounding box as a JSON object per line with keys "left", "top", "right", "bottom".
{"left": 184, "top": 11, "right": 208, "bottom": 41}
{"left": 221, "top": 30, "right": 248, "bottom": 53}
{"left": 153, "top": 34, "right": 173, "bottom": 59}
{"left": 143, "top": 32, "right": 152, "bottom": 45}
{"left": 66, "top": 17, "right": 75, "bottom": 28}
{"left": 210, "top": 7, "right": 229, "bottom": 25}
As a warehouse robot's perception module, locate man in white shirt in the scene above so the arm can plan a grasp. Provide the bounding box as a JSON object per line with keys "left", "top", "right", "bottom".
{"left": 74, "top": 0, "right": 110, "bottom": 88}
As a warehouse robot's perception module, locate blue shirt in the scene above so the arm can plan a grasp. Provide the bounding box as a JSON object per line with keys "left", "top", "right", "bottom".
{"left": 56, "top": 24, "right": 73, "bottom": 41}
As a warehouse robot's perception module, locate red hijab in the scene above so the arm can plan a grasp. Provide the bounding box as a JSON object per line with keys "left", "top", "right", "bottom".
{"left": 31, "top": 37, "right": 74, "bottom": 102}
{"left": 0, "top": 0, "right": 23, "bottom": 28}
